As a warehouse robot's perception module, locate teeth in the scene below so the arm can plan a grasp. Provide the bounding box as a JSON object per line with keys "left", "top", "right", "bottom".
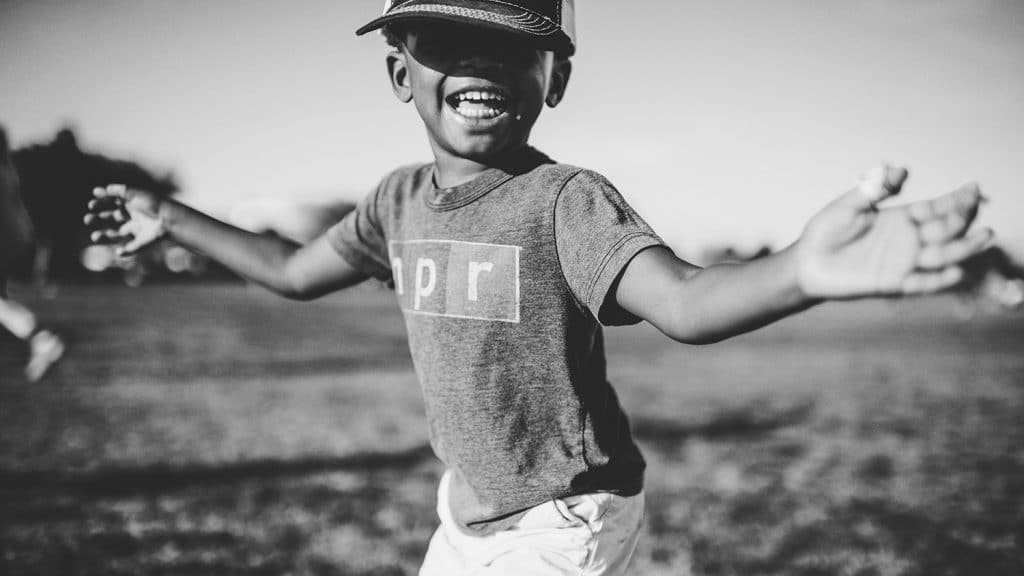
{"left": 455, "top": 90, "right": 506, "bottom": 103}
{"left": 455, "top": 104, "right": 502, "bottom": 118}
{"left": 448, "top": 89, "right": 508, "bottom": 119}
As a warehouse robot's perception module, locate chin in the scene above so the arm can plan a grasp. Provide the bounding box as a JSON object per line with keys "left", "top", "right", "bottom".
{"left": 451, "top": 138, "right": 517, "bottom": 162}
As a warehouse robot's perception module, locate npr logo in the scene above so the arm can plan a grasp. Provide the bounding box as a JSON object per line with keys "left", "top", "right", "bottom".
{"left": 388, "top": 239, "right": 521, "bottom": 323}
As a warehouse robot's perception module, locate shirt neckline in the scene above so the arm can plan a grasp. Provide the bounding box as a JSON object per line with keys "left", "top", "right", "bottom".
{"left": 425, "top": 147, "right": 552, "bottom": 212}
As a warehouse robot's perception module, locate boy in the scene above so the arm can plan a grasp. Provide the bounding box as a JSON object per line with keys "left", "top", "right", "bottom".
{"left": 0, "top": 126, "right": 65, "bottom": 383}
{"left": 85, "top": 1, "right": 996, "bottom": 573}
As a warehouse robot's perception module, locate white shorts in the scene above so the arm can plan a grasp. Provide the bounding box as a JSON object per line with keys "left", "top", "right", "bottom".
{"left": 420, "top": 471, "right": 644, "bottom": 576}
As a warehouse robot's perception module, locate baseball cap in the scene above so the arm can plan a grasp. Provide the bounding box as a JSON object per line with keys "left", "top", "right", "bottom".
{"left": 356, "top": 0, "right": 577, "bottom": 56}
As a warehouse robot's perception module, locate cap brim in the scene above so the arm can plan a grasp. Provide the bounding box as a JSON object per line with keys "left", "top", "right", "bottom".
{"left": 356, "top": 0, "right": 574, "bottom": 55}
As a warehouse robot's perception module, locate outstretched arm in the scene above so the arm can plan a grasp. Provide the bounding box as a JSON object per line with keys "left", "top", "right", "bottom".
{"left": 616, "top": 166, "right": 993, "bottom": 344}
{"left": 85, "top": 185, "right": 367, "bottom": 299}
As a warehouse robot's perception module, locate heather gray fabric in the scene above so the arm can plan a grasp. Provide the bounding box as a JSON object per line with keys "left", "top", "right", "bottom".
{"left": 327, "top": 147, "right": 665, "bottom": 534}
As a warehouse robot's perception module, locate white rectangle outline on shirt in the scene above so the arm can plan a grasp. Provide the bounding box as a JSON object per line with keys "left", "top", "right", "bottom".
{"left": 387, "top": 239, "right": 522, "bottom": 324}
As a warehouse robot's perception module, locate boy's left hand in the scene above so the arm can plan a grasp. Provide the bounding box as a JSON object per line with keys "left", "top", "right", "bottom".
{"left": 796, "top": 165, "right": 994, "bottom": 299}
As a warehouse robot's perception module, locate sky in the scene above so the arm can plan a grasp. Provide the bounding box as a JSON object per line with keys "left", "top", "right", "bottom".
{"left": 1, "top": 0, "right": 1021, "bottom": 259}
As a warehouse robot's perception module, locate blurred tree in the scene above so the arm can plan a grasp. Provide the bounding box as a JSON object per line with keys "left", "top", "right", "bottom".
{"left": 959, "top": 245, "right": 1024, "bottom": 313}
{"left": 10, "top": 127, "right": 178, "bottom": 280}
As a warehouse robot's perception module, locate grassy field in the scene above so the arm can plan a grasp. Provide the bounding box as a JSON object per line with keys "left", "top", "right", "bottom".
{"left": 1, "top": 282, "right": 1022, "bottom": 575}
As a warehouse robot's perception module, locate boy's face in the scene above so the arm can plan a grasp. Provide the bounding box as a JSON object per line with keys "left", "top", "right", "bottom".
{"left": 387, "top": 22, "right": 571, "bottom": 164}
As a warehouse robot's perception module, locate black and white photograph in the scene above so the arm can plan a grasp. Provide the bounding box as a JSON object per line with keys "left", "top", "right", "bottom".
{"left": 2, "top": 1, "right": 1023, "bottom": 574}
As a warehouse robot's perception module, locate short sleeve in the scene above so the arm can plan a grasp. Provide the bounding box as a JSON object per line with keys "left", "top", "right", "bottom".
{"left": 325, "top": 180, "right": 392, "bottom": 282}
{"left": 554, "top": 170, "right": 666, "bottom": 326}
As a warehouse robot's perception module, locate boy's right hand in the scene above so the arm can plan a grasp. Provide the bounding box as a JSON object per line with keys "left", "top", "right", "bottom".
{"left": 84, "top": 184, "right": 166, "bottom": 256}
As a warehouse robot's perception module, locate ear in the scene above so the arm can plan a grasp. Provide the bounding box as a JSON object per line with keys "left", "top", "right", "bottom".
{"left": 545, "top": 58, "right": 572, "bottom": 108}
{"left": 386, "top": 49, "right": 413, "bottom": 103}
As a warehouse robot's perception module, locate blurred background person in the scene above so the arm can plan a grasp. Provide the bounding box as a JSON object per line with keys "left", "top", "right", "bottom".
{"left": 0, "top": 125, "right": 65, "bottom": 382}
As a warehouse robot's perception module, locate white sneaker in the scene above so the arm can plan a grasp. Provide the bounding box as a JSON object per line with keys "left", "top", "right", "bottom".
{"left": 25, "top": 330, "right": 65, "bottom": 382}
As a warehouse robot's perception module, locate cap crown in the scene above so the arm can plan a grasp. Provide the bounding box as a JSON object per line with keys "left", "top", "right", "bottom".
{"left": 367, "top": 0, "right": 576, "bottom": 55}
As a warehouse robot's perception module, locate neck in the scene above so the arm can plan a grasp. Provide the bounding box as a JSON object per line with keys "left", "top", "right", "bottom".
{"left": 431, "top": 144, "right": 531, "bottom": 189}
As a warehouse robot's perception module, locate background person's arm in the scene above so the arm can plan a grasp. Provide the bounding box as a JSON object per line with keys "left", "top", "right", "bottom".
{"left": 615, "top": 166, "right": 993, "bottom": 344}
{"left": 85, "top": 185, "right": 367, "bottom": 299}
{"left": 0, "top": 142, "right": 34, "bottom": 260}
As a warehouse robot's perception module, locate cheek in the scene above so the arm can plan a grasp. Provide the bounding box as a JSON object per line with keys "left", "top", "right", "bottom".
{"left": 518, "top": 75, "right": 549, "bottom": 114}
{"left": 405, "top": 63, "right": 444, "bottom": 106}
{"left": 408, "top": 79, "right": 446, "bottom": 125}
{"left": 522, "top": 61, "right": 553, "bottom": 106}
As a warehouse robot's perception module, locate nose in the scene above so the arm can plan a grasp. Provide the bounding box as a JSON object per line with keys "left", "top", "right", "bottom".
{"left": 456, "top": 52, "right": 504, "bottom": 74}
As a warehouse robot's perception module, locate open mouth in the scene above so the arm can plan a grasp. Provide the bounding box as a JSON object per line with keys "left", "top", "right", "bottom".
{"left": 445, "top": 88, "right": 511, "bottom": 120}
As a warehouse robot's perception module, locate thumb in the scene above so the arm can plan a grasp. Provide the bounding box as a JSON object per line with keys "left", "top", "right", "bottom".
{"left": 123, "top": 189, "right": 160, "bottom": 219}
{"left": 833, "top": 164, "right": 909, "bottom": 211}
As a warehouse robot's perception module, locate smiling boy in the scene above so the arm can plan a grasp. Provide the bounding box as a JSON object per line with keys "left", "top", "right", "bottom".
{"left": 85, "top": 1, "right": 996, "bottom": 574}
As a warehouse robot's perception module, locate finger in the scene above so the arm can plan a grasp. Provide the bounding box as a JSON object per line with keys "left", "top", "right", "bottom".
{"left": 860, "top": 164, "right": 908, "bottom": 204}
{"left": 87, "top": 197, "right": 123, "bottom": 212}
{"left": 89, "top": 229, "right": 132, "bottom": 244}
{"left": 836, "top": 164, "right": 909, "bottom": 211}
{"left": 97, "top": 210, "right": 128, "bottom": 223}
{"left": 124, "top": 196, "right": 158, "bottom": 218}
{"left": 92, "top": 184, "right": 127, "bottom": 200}
{"left": 907, "top": 182, "right": 982, "bottom": 223}
{"left": 119, "top": 236, "right": 149, "bottom": 256}
{"left": 83, "top": 208, "right": 128, "bottom": 227}
{"left": 916, "top": 228, "right": 995, "bottom": 270}
{"left": 917, "top": 211, "right": 967, "bottom": 243}
{"left": 105, "top": 183, "right": 128, "bottom": 199}
{"left": 901, "top": 267, "right": 964, "bottom": 295}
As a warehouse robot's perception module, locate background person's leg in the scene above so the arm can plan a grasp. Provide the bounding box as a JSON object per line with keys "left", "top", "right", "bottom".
{"left": 25, "top": 329, "right": 64, "bottom": 382}
{"left": 0, "top": 293, "right": 38, "bottom": 340}
{"left": 0, "top": 285, "right": 64, "bottom": 382}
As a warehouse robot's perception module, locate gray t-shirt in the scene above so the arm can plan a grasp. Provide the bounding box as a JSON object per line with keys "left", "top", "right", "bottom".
{"left": 327, "top": 147, "right": 665, "bottom": 533}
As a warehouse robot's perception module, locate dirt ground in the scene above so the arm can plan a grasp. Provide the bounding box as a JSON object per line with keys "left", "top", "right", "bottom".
{"left": 1, "top": 282, "right": 1022, "bottom": 575}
